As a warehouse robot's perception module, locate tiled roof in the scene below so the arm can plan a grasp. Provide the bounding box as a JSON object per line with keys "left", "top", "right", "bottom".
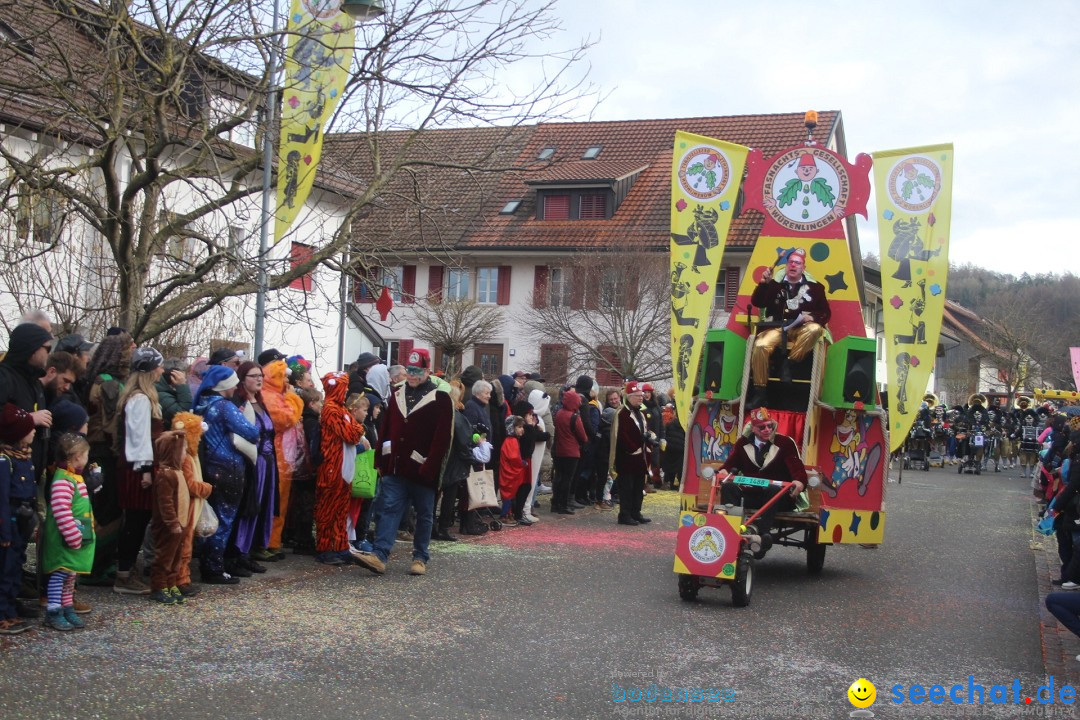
{"left": 326, "top": 111, "right": 842, "bottom": 255}
{"left": 524, "top": 160, "right": 649, "bottom": 185}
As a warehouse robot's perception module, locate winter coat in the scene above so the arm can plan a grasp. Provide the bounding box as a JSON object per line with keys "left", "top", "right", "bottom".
{"left": 441, "top": 409, "right": 475, "bottom": 489}
{"left": 553, "top": 390, "right": 588, "bottom": 459}
{"left": 155, "top": 377, "right": 193, "bottom": 428}
{"left": 378, "top": 379, "right": 454, "bottom": 489}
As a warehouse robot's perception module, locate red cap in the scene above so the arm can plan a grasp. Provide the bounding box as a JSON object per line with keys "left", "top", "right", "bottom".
{"left": 749, "top": 407, "right": 773, "bottom": 428}
{"left": 798, "top": 153, "right": 816, "bottom": 167}
{"left": 406, "top": 348, "right": 430, "bottom": 369}
{"left": 624, "top": 381, "right": 643, "bottom": 395}
{"left": 0, "top": 403, "right": 35, "bottom": 444}
{"left": 641, "top": 383, "right": 654, "bottom": 392}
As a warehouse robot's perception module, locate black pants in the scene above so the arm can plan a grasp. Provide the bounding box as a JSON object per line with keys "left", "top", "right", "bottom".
{"left": 0, "top": 510, "right": 30, "bottom": 619}
{"left": 616, "top": 471, "right": 645, "bottom": 520}
{"left": 511, "top": 481, "right": 531, "bottom": 519}
{"left": 437, "top": 482, "right": 465, "bottom": 532}
{"left": 552, "top": 456, "right": 579, "bottom": 511}
{"left": 117, "top": 508, "right": 152, "bottom": 572}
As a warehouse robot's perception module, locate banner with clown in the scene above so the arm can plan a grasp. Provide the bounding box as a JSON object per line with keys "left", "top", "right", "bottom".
{"left": 669, "top": 132, "right": 749, "bottom": 430}
{"left": 872, "top": 145, "right": 954, "bottom": 451}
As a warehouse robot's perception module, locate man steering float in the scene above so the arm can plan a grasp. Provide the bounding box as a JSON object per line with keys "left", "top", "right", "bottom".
{"left": 717, "top": 407, "right": 807, "bottom": 556}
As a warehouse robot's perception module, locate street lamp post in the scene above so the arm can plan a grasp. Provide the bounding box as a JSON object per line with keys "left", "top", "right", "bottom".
{"left": 252, "top": 0, "right": 385, "bottom": 356}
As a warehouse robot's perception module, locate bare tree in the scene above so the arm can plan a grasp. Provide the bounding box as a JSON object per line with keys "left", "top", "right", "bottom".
{"left": 979, "top": 295, "right": 1042, "bottom": 398}
{"left": 0, "top": 0, "right": 594, "bottom": 342}
{"left": 517, "top": 249, "right": 670, "bottom": 383}
{"left": 411, "top": 296, "right": 505, "bottom": 377}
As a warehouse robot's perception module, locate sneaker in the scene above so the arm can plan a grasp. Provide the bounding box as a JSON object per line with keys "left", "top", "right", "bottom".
{"left": 1063, "top": 582, "right": 1080, "bottom": 591}
{"left": 354, "top": 553, "right": 386, "bottom": 575}
{"left": 62, "top": 606, "right": 86, "bottom": 628}
{"left": 17, "top": 599, "right": 41, "bottom": 619}
{"left": 239, "top": 556, "right": 267, "bottom": 574}
{"left": 500, "top": 515, "right": 519, "bottom": 527}
{"left": 537, "top": 484, "right": 553, "bottom": 495}
{"left": 1052, "top": 578, "right": 1066, "bottom": 586}
{"left": 224, "top": 561, "right": 252, "bottom": 578}
{"left": 201, "top": 572, "right": 240, "bottom": 585}
{"left": 409, "top": 559, "right": 427, "bottom": 576}
{"left": 250, "top": 547, "right": 276, "bottom": 562}
{"left": 0, "top": 618, "right": 32, "bottom": 635}
{"left": 523, "top": 514, "right": 540, "bottom": 524}
{"left": 168, "top": 587, "right": 186, "bottom": 604}
{"left": 316, "top": 551, "right": 347, "bottom": 566}
{"left": 113, "top": 571, "right": 151, "bottom": 596}
{"left": 397, "top": 530, "right": 414, "bottom": 543}
{"left": 568, "top": 499, "right": 587, "bottom": 509}
{"left": 149, "top": 589, "right": 177, "bottom": 605}
{"left": 177, "top": 584, "right": 201, "bottom": 598}
{"left": 73, "top": 599, "right": 92, "bottom": 615}
{"left": 44, "top": 608, "right": 74, "bottom": 631}
{"left": 432, "top": 529, "right": 458, "bottom": 542}
{"left": 517, "top": 516, "right": 534, "bottom": 526}
{"left": 356, "top": 539, "right": 374, "bottom": 554}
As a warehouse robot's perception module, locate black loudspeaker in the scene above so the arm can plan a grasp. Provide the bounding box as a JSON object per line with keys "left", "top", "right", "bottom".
{"left": 843, "top": 349, "right": 876, "bottom": 404}
{"left": 702, "top": 339, "right": 724, "bottom": 394}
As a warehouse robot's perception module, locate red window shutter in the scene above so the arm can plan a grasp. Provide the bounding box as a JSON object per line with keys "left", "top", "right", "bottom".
{"left": 397, "top": 339, "right": 414, "bottom": 367}
{"left": 353, "top": 266, "right": 377, "bottom": 303}
{"left": 540, "top": 343, "right": 568, "bottom": 385}
{"left": 579, "top": 192, "right": 607, "bottom": 219}
{"left": 725, "top": 267, "right": 740, "bottom": 311}
{"left": 288, "top": 242, "right": 314, "bottom": 291}
{"left": 428, "top": 264, "right": 444, "bottom": 303}
{"left": 402, "top": 265, "right": 417, "bottom": 304}
{"left": 595, "top": 345, "right": 623, "bottom": 386}
{"left": 543, "top": 194, "right": 570, "bottom": 220}
{"left": 496, "top": 265, "right": 511, "bottom": 306}
{"left": 533, "top": 265, "right": 548, "bottom": 308}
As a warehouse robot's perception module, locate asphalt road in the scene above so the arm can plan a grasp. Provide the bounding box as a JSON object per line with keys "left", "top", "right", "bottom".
{"left": 0, "top": 463, "right": 1057, "bottom": 720}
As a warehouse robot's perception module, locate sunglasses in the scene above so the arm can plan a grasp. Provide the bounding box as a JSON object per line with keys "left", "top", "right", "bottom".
{"left": 405, "top": 366, "right": 425, "bottom": 376}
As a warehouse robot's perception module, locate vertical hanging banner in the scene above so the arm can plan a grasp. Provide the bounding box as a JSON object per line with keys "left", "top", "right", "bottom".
{"left": 1071, "top": 347, "right": 1080, "bottom": 392}
{"left": 873, "top": 144, "right": 954, "bottom": 451}
{"left": 669, "top": 132, "right": 749, "bottom": 430}
{"left": 274, "top": 0, "right": 355, "bottom": 244}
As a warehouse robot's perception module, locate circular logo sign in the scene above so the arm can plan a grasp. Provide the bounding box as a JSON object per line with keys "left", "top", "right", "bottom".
{"left": 677, "top": 146, "right": 731, "bottom": 201}
{"left": 762, "top": 148, "right": 850, "bottom": 232}
{"left": 687, "top": 525, "right": 725, "bottom": 564}
{"left": 887, "top": 156, "right": 942, "bottom": 212}
{"left": 408, "top": 351, "right": 422, "bottom": 365}
{"left": 302, "top": 0, "right": 342, "bottom": 19}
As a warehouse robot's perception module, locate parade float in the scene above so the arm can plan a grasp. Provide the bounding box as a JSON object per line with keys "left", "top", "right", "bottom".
{"left": 668, "top": 113, "right": 953, "bottom": 606}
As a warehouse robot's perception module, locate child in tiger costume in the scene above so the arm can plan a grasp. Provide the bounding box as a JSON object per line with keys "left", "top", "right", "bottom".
{"left": 314, "top": 371, "right": 365, "bottom": 565}
{"left": 261, "top": 360, "right": 304, "bottom": 559}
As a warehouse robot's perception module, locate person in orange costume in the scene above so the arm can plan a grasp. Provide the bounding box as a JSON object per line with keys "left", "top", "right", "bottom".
{"left": 169, "top": 412, "right": 213, "bottom": 597}
{"left": 314, "top": 371, "right": 365, "bottom": 564}
{"left": 261, "top": 360, "right": 304, "bottom": 559}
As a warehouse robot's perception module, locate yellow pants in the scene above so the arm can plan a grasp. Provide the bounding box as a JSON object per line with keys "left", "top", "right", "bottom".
{"left": 751, "top": 323, "right": 824, "bottom": 387}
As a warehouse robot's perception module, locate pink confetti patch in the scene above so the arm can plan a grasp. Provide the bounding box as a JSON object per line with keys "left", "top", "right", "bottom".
{"left": 676, "top": 198, "right": 687, "bottom": 212}
{"left": 890, "top": 295, "right": 904, "bottom": 309}
{"left": 477, "top": 522, "right": 676, "bottom": 555}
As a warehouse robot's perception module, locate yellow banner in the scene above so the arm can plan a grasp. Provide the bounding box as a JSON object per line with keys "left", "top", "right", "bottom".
{"left": 872, "top": 144, "right": 954, "bottom": 451}
{"left": 670, "top": 132, "right": 749, "bottom": 429}
{"left": 274, "top": 1, "right": 355, "bottom": 244}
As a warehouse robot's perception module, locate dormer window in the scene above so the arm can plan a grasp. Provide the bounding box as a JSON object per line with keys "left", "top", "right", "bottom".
{"left": 499, "top": 200, "right": 521, "bottom": 215}
{"left": 537, "top": 147, "right": 555, "bottom": 160}
{"left": 582, "top": 145, "right": 602, "bottom": 159}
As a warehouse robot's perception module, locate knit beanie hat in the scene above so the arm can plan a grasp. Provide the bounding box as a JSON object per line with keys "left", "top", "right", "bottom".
{"left": 0, "top": 403, "right": 35, "bottom": 444}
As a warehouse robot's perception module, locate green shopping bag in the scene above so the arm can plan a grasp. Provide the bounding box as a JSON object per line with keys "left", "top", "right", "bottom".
{"left": 351, "top": 450, "right": 378, "bottom": 499}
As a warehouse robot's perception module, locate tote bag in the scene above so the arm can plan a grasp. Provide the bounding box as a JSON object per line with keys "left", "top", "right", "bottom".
{"left": 466, "top": 468, "right": 499, "bottom": 511}
{"left": 351, "top": 450, "right": 378, "bottom": 499}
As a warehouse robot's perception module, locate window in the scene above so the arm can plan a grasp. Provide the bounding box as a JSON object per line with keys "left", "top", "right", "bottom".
{"left": 477, "top": 267, "right": 499, "bottom": 304}
{"left": 714, "top": 267, "right": 740, "bottom": 311}
{"left": 447, "top": 268, "right": 470, "bottom": 300}
{"left": 474, "top": 343, "right": 503, "bottom": 377}
{"left": 578, "top": 192, "right": 607, "bottom": 219}
{"left": 549, "top": 268, "right": 571, "bottom": 307}
{"left": 582, "top": 145, "right": 602, "bottom": 159}
{"left": 384, "top": 266, "right": 404, "bottom": 302}
{"left": 14, "top": 186, "right": 63, "bottom": 245}
{"left": 289, "top": 242, "right": 314, "bottom": 291}
{"left": 209, "top": 94, "right": 256, "bottom": 148}
{"left": 539, "top": 343, "right": 569, "bottom": 385}
{"left": 543, "top": 194, "right": 570, "bottom": 220}
{"left": 433, "top": 348, "right": 463, "bottom": 376}
{"left": 499, "top": 200, "right": 521, "bottom": 215}
{"left": 379, "top": 340, "right": 400, "bottom": 366}
{"left": 599, "top": 268, "right": 622, "bottom": 309}
{"left": 537, "top": 147, "right": 555, "bottom": 160}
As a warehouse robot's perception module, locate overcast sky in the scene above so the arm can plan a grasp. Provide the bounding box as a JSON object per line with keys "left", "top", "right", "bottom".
{"left": 546, "top": 0, "right": 1079, "bottom": 277}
